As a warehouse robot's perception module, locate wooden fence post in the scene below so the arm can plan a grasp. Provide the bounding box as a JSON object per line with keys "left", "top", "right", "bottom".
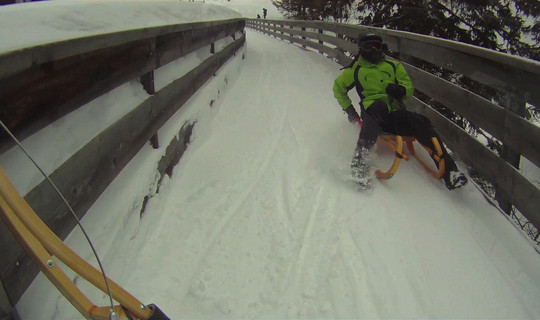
{"left": 0, "top": 279, "right": 16, "bottom": 320}
{"left": 150, "top": 133, "right": 159, "bottom": 149}
{"left": 140, "top": 72, "right": 155, "bottom": 95}
{"left": 290, "top": 25, "right": 294, "bottom": 44}
{"left": 301, "top": 27, "right": 306, "bottom": 49}
{"left": 496, "top": 93, "right": 527, "bottom": 214}
{"left": 140, "top": 38, "right": 156, "bottom": 95}
{"left": 318, "top": 29, "right": 324, "bottom": 54}
{"left": 336, "top": 33, "right": 346, "bottom": 55}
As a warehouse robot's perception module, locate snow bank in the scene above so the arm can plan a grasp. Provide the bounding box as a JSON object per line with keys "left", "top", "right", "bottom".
{"left": 3, "top": 1, "right": 540, "bottom": 319}
{"left": 0, "top": 0, "right": 241, "bottom": 54}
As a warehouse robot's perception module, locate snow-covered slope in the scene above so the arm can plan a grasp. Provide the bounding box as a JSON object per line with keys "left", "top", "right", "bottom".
{"left": 2, "top": 1, "right": 539, "bottom": 319}
{"left": 206, "top": 0, "right": 282, "bottom": 19}
{"left": 0, "top": 0, "right": 242, "bottom": 54}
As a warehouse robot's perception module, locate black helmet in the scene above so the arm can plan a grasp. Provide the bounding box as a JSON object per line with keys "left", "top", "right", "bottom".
{"left": 358, "top": 33, "right": 383, "bottom": 64}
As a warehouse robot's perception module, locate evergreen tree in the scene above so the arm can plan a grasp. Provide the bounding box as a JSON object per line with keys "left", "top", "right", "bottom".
{"left": 355, "top": 0, "right": 539, "bottom": 60}
{"left": 356, "top": 0, "right": 539, "bottom": 123}
{"left": 271, "top": 0, "right": 355, "bottom": 21}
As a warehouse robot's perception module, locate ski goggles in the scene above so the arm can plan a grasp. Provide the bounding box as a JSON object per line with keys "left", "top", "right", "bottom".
{"left": 360, "top": 40, "right": 383, "bottom": 51}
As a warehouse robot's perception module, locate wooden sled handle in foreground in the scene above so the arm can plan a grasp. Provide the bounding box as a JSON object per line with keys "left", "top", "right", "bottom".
{"left": 375, "top": 135, "right": 445, "bottom": 180}
{"left": 0, "top": 167, "right": 169, "bottom": 320}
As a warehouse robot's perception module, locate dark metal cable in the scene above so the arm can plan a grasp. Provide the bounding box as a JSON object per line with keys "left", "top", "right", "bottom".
{"left": 0, "top": 120, "right": 117, "bottom": 318}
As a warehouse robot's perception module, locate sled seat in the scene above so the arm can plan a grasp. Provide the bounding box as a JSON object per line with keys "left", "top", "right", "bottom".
{"left": 375, "top": 134, "right": 445, "bottom": 180}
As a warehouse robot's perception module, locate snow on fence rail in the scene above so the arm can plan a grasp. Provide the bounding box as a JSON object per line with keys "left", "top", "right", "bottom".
{"left": 247, "top": 18, "right": 540, "bottom": 238}
{"left": 0, "top": 18, "right": 245, "bottom": 309}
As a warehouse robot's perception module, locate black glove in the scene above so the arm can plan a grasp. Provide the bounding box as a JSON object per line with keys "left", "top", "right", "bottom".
{"left": 386, "top": 84, "right": 406, "bottom": 100}
{"left": 344, "top": 106, "right": 360, "bottom": 123}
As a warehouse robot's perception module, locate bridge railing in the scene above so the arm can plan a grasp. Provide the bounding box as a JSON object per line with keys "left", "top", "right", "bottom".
{"left": 0, "top": 18, "right": 245, "bottom": 309}
{"left": 247, "top": 19, "right": 540, "bottom": 236}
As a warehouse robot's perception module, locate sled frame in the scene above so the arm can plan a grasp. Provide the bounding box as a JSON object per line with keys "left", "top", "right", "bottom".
{"left": 0, "top": 167, "right": 154, "bottom": 320}
{"left": 375, "top": 135, "right": 445, "bottom": 180}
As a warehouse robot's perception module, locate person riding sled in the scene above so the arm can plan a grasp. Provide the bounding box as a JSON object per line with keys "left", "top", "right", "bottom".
{"left": 333, "top": 34, "right": 468, "bottom": 190}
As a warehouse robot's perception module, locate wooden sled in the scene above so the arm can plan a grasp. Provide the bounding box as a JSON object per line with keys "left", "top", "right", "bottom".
{"left": 375, "top": 135, "right": 445, "bottom": 180}
{"left": 0, "top": 167, "right": 169, "bottom": 320}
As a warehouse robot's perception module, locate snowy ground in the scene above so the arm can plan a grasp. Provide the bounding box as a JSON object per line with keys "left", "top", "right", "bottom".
{"left": 1, "top": 1, "right": 540, "bottom": 319}
{"left": 205, "top": 0, "right": 282, "bottom": 20}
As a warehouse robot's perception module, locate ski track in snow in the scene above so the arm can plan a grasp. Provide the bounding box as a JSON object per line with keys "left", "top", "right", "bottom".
{"left": 176, "top": 46, "right": 293, "bottom": 300}
{"left": 114, "top": 30, "right": 540, "bottom": 318}
{"left": 151, "top": 30, "right": 368, "bottom": 318}
{"left": 14, "top": 17, "right": 540, "bottom": 319}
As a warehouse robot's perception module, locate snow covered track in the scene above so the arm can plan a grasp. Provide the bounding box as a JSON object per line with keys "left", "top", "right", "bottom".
{"left": 1, "top": 1, "right": 539, "bottom": 318}
{"left": 17, "top": 28, "right": 540, "bottom": 319}
{"left": 247, "top": 18, "right": 540, "bottom": 232}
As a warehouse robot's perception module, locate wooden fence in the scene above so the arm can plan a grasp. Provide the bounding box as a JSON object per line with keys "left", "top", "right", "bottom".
{"left": 247, "top": 19, "right": 540, "bottom": 235}
{"left": 0, "top": 18, "right": 245, "bottom": 308}
{"left": 0, "top": 15, "right": 538, "bottom": 314}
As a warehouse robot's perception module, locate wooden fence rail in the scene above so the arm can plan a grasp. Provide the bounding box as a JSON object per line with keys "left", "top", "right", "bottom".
{"left": 0, "top": 15, "right": 538, "bottom": 313}
{"left": 0, "top": 18, "right": 245, "bottom": 307}
{"left": 247, "top": 19, "right": 540, "bottom": 234}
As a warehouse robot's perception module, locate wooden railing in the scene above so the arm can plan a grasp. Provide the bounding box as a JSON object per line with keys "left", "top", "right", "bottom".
{"left": 0, "top": 18, "right": 245, "bottom": 307}
{"left": 247, "top": 19, "right": 540, "bottom": 234}
{"left": 0, "top": 15, "right": 538, "bottom": 313}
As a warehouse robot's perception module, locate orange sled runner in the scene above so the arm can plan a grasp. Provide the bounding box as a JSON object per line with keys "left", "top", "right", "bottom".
{"left": 375, "top": 135, "right": 445, "bottom": 180}
{"left": 0, "top": 167, "right": 169, "bottom": 320}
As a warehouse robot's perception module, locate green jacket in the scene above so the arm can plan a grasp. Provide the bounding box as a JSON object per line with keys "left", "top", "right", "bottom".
{"left": 333, "top": 55, "right": 414, "bottom": 112}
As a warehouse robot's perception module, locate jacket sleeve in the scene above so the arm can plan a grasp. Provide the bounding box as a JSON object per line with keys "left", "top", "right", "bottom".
{"left": 395, "top": 62, "right": 414, "bottom": 99}
{"left": 333, "top": 67, "right": 356, "bottom": 110}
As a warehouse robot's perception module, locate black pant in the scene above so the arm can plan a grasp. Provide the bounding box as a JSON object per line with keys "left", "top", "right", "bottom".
{"left": 358, "top": 100, "right": 457, "bottom": 172}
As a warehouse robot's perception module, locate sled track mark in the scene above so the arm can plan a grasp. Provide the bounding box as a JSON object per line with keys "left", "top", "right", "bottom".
{"left": 290, "top": 183, "right": 322, "bottom": 289}
{"left": 287, "top": 181, "right": 339, "bottom": 289}
{"left": 182, "top": 93, "right": 291, "bottom": 294}
{"left": 276, "top": 123, "right": 308, "bottom": 240}
{"left": 277, "top": 173, "right": 297, "bottom": 240}
{"left": 338, "top": 229, "right": 380, "bottom": 317}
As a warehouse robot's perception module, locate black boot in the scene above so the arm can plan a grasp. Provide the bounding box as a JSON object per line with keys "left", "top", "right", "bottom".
{"left": 351, "top": 146, "right": 373, "bottom": 190}
{"left": 443, "top": 170, "right": 468, "bottom": 190}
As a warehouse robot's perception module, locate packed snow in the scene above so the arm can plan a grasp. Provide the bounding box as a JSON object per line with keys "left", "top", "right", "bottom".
{"left": 1, "top": 1, "right": 539, "bottom": 319}
{"left": 0, "top": 0, "right": 244, "bottom": 54}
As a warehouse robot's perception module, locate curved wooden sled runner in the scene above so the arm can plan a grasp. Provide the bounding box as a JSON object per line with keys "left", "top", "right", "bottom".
{"left": 0, "top": 168, "right": 169, "bottom": 320}
{"left": 375, "top": 135, "right": 445, "bottom": 180}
